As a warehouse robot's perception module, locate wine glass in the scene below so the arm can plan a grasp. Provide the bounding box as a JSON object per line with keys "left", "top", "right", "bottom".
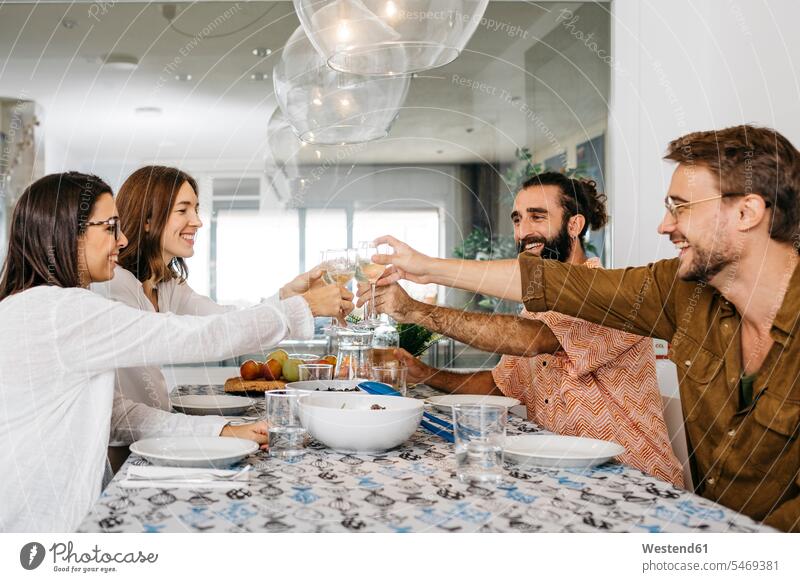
{"left": 323, "top": 248, "right": 357, "bottom": 327}
{"left": 357, "top": 242, "right": 392, "bottom": 326}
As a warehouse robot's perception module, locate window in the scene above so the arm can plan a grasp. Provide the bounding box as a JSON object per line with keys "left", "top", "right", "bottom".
{"left": 215, "top": 209, "right": 300, "bottom": 305}
{"left": 304, "top": 208, "right": 347, "bottom": 270}
{"left": 353, "top": 208, "right": 440, "bottom": 301}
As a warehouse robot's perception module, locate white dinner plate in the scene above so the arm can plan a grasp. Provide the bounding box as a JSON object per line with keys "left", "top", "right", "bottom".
{"left": 130, "top": 437, "right": 259, "bottom": 468}
{"left": 503, "top": 434, "right": 625, "bottom": 469}
{"left": 170, "top": 394, "right": 255, "bottom": 416}
{"left": 426, "top": 394, "right": 521, "bottom": 412}
{"left": 284, "top": 379, "right": 368, "bottom": 392}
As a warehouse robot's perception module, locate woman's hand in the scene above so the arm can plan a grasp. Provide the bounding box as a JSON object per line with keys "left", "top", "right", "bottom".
{"left": 220, "top": 421, "right": 269, "bottom": 450}
{"left": 302, "top": 284, "right": 354, "bottom": 318}
{"left": 280, "top": 265, "right": 325, "bottom": 299}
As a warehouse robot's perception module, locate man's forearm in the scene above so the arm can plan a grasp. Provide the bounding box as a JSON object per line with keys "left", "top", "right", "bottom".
{"left": 424, "top": 369, "right": 502, "bottom": 395}
{"left": 408, "top": 302, "right": 559, "bottom": 357}
{"left": 423, "top": 258, "right": 522, "bottom": 301}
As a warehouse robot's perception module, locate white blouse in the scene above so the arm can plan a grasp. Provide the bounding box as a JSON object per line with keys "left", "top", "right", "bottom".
{"left": 92, "top": 269, "right": 248, "bottom": 446}
{"left": 0, "top": 285, "right": 312, "bottom": 532}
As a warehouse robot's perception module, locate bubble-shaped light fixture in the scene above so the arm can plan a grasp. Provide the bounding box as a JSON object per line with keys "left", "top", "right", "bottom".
{"left": 273, "top": 25, "right": 410, "bottom": 145}
{"left": 265, "top": 109, "right": 368, "bottom": 202}
{"left": 292, "top": 0, "right": 489, "bottom": 75}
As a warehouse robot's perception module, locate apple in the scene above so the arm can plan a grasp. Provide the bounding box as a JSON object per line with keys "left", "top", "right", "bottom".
{"left": 266, "top": 349, "right": 289, "bottom": 365}
{"left": 240, "top": 359, "right": 262, "bottom": 381}
{"left": 261, "top": 358, "right": 283, "bottom": 381}
{"left": 282, "top": 358, "right": 303, "bottom": 382}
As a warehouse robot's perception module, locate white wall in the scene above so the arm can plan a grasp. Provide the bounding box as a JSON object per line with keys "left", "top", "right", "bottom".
{"left": 609, "top": 0, "right": 800, "bottom": 267}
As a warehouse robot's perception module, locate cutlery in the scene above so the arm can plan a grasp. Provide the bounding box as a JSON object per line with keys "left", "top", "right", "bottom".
{"left": 126, "top": 465, "right": 252, "bottom": 482}
{"left": 420, "top": 420, "right": 455, "bottom": 443}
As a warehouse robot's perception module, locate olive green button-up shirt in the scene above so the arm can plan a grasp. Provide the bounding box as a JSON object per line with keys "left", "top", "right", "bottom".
{"left": 519, "top": 254, "right": 800, "bottom": 532}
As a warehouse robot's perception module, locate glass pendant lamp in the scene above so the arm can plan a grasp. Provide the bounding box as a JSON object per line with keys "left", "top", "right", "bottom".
{"left": 292, "top": 0, "right": 489, "bottom": 75}
{"left": 273, "top": 24, "right": 410, "bottom": 145}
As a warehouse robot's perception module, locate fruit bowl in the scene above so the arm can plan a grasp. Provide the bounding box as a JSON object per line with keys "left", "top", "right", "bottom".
{"left": 298, "top": 393, "right": 423, "bottom": 454}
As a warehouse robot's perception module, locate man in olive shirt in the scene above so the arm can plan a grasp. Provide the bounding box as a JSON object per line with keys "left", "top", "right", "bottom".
{"left": 374, "top": 125, "right": 800, "bottom": 532}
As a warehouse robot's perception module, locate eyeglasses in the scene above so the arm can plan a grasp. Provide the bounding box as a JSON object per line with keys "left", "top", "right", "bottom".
{"left": 85, "top": 217, "right": 121, "bottom": 240}
{"left": 663, "top": 193, "right": 755, "bottom": 218}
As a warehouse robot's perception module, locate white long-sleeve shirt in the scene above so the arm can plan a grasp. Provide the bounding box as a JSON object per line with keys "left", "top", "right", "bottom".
{"left": 92, "top": 269, "right": 246, "bottom": 445}
{"left": 0, "top": 285, "right": 312, "bottom": 533}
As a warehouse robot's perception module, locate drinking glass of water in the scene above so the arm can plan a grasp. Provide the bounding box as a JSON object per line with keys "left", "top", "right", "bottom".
{"left": 371, "top": 364, "right": 408, "bottom": 396}
{"left": 298, "top": 363, "right": 333, "bottom": 381}
{"left": 452, "top": 404, "right": 507, "bottom": 483}
{"left": 265, "top": 390, "right": 308, "bottom": 459}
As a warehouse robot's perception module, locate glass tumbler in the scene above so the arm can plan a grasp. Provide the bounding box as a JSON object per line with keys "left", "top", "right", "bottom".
{"left": 452, "top": 404, "right": 507, "bottom": 483}
{"left": 371, "top": 364, "right": 408, "bottom": 396}
{"left": 265, "top": 389, "right": 308, "bottom": 459}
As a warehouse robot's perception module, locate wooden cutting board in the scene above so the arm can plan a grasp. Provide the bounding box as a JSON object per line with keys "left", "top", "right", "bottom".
{"left": 223, "top": 377, "right": 287, "bottom": 394}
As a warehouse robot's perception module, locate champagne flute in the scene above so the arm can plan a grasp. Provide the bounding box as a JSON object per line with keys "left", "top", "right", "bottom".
{"left": 357, "top": 242, "right": 392, "bottom": 326}
{"left": 323, "top": 248, "right": 356, "bottom": 327}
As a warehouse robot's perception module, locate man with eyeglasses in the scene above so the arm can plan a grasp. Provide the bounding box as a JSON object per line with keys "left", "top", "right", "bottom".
{"left": 375, "top": 125, "right": 800, "bottom": 531}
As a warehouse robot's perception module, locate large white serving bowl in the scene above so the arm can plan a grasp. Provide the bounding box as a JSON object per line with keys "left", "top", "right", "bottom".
{"left": 298, "top": 393, "right": 423, "bottom": 454}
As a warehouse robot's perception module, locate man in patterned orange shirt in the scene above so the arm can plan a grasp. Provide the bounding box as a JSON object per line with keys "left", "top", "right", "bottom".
{"left": 361, "top": 172, "right": 683, "bottom": 488}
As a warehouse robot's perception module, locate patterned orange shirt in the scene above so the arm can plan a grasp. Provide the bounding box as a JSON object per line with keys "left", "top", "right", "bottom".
{"left": 493, "top": 259, "right": 684, "bottom": 488}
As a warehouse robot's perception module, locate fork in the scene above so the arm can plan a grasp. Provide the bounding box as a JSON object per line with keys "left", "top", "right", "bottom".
{"left": 126, "top": 465, "right": 252, "bottom": 482}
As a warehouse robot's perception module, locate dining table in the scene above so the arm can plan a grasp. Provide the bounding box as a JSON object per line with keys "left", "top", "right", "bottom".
{"left": 79, "top": 381, "right": 775, "bottom": 533}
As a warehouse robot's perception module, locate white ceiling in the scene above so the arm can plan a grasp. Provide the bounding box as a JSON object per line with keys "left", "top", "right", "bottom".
{"left": 0, "top": 1, "right": 600, "bottom": 169}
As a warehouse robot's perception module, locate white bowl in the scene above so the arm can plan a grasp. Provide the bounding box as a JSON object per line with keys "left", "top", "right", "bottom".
{"left": 298, "top": 393, "right": 423, "bottom": 454}
{"left": 284, "top": 378, "right": 368, "bottom": 392}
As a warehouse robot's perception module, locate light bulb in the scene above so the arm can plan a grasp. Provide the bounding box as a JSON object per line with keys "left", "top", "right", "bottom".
{"left": 336, "top": 22, "right": 351, "bottom": 42}
{"left": 385, "top": 1, "right": 397, "bottom": 17}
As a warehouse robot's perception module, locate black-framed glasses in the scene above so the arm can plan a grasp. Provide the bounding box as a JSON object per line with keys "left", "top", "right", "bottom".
{"left": 85, "top": 217, "right": 121, "bottom": 240}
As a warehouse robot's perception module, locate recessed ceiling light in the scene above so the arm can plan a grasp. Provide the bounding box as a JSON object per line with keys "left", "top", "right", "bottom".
{"left": 252, "top": 48, "right": 272, "bottom": 57}
{"left": 101, "top": 53, "right": 139, "bottom": 71}
{"left": 61, "top": 18, "right": 77, "bottom": 29}
{"left": 175, "top": 73, "right": 192, "bottom": 82}
{"left": 250, "top": 72, "right": 269, "bottom": 81}
{"left": 135, "top": 107, "right": 162, "bottom": 117}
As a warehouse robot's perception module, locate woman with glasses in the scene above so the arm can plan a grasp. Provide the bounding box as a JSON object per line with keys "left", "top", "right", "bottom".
{"left": 90, "top": 166, "right": 346, "bottom": 471}
{"left": 0, "top": 172, "right": 350, "bottom": 532}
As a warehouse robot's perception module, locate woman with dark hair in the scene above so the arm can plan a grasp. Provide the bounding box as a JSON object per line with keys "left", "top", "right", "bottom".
{"left": 91, "top": 166, "right": 335, "bottom": 469}
{"left": 0, "top": 172, "right": 350, "bottom": 532}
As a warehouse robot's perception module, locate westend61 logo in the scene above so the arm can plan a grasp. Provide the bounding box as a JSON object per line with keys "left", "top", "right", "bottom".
{"left": 20, "top": 541, "right": 158, "bottom": 574}
{"left": 20, "top": 542, "right": 46, "bottom": 570}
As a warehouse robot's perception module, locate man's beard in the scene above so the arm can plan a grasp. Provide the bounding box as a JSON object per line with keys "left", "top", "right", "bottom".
{"left": 680, "top": 245, "right": 732, "bottom": 282}
{"left": 517, "top": 226, "right": 574, "bottom": 263}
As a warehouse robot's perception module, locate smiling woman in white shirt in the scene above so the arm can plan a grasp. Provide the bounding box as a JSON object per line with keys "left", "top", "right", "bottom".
{"left": 0, "top": 172, "right": 352, "bottom": 532}
{"left": 91, "top": 166, "right": 339, "bottom": 471}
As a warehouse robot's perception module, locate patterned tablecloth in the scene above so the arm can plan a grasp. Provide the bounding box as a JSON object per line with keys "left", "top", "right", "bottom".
{"left": 79, "top": 384, "right": 774, "bottom": 533}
